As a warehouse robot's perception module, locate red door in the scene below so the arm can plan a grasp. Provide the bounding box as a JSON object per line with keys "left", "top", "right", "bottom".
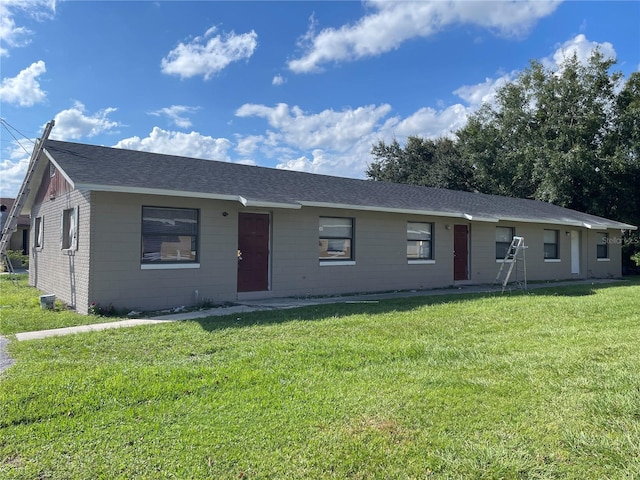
{"left": 453, "top": 224, "right": 468, "bottom": 281}
{"left": 237, "top": 213, "right": 270, "bottom": 292}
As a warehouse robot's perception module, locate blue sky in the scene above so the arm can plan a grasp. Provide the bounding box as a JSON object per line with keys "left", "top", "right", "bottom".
{"left": 1, "top": 0, "right": 639, "bottom": 197}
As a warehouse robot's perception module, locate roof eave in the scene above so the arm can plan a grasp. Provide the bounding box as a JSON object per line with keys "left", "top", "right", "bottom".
{"left": 75, "top": 184, "right": 301, "bottom": 209}
{"left": 497, "top": 215, "right": 637, "bottom": 230}
{"left": 297, "top": 201, "right": 499, "bottom": 221}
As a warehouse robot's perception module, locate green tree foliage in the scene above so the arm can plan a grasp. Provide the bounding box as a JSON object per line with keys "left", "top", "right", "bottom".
{"left": 367, "top": 51, "right": 639, "bottom": 230}
{"left": 367, "top": 136, "right": 473, "bottom": 191}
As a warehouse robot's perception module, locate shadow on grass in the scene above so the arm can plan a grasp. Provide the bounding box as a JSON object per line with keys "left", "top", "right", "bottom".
{"left": 192, "top": 278, "right": 638, "bottom": 333}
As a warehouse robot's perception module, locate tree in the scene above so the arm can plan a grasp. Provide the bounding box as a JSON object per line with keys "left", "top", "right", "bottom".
{"left": 367, "top": 136, "right": 472, "bottom": 191}
{"left": 367, "top": 51, "right": 639, "bottom": 231}
{"left": 456, "top": 50, "right": 640, "bottom": 227}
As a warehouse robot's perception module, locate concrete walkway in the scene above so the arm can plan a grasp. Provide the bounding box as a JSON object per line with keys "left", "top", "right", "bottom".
{"left": 12, "top": 278, "right": 622, "bottom": 342}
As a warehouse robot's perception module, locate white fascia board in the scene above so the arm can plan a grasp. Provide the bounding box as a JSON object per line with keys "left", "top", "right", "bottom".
{"left": 75, "top": 184, "right": 302, "bottom": 209}
{"left": 242, "top": 199, "right": 301, "bottom": 209}
{"left": 23, "top": 148, "right": 70, "bottom": 214}
{"left": 75, "top": 183, "right": 245, "bottom": 204}
{"left": 43, "top": 149, "right": 75, "bottom": 188}
{"left": 494, "top": 215, "right": 637, "bottom": 231}
{"left": 238, "top": 195, "right": 301, "bottom": 209}
{"left": 580, "top": 222, "right": 637, "bottom": 230}
{"left": 587, "top": 222, "right": 638, "bottom": 231}
{"left": 297, "top": 201, "right": 497, "bottom": 221}
{"left": 496, "top": 216, "right": 586, "bottom": 228}
{"left": 462, "top": 213, "right": 499, "bottom": 222}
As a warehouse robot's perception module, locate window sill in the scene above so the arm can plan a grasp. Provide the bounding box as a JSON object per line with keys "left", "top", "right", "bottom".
{"left": 408, "top": 259, "right": 435, "bottom": 265}
{"left": 61, "top": 249, "right": 76, "bottom": 256}
{"left": 320, "top": 260, "right": 356, "bottom": 266}
{"left": 544, "top": 259, "right": 561, "bottom": 263}
{"left": 495, "top": 259, "right": 515, "bottom": 263}
{"left": 141, "top": 263, "right": 201, "bottom": 270}
{"left": 596, "top": 258, "right": 610, "bottom": 262}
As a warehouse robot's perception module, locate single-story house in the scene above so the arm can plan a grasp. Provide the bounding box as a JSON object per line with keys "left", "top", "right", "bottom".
{"left": 1, "top": 197, "right": 30, "bottom": 255}
{"left": 21, "top": 139, "right": 636, "bottom": 314}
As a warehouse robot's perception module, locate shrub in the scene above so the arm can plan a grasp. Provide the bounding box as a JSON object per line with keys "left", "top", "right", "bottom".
{"left": 88, "top": 302, "right": 118, "bottom": 317}
{"left": 2, "top": 249, "right": 29, "bottom": 270}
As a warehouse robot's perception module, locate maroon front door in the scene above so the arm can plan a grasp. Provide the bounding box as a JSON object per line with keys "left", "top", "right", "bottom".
{"left": 237, "top": 213, "right": 270, "bottom": 292}
{"left": 453, "top": 224, "right": 469, "bottom": 281}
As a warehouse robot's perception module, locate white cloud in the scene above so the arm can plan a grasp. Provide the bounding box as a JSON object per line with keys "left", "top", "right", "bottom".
{"left": 234, "top": 101, "right": 470, "bottom": 178}
{"left": 545, "top": 34, "right": 616, "bottom": 69}
{"left": 386, "top": 104, "right": 471, "bottom": 139}
{"left": 454, "top": 73, "right": 515, "bottom": 109}
{"left": 276, "top": 150, "right": 330, "bottom": 174}
{"left": 0, "top": 142, "right": 32, "bottom": 197}
{"left": 0, "top": 60, "right": 47, "bottom": 106}
{"left": 0, "top": 0, "right": 56, "bottom": 56}
{"left": 272, "top": 74, "right": 286, "bottom": 86}
{"left": 114, "top": 127, "right": 232, "bottom": 161}
{"left": 289, "top": 0, "right": 561, "bottom": 73}
{"left": 161, "top": 26, "right": 258, "bottom": 80}
{"left": 50, "top": 102, "right": 120, "bottom": 140}
{"left": 149, "top": 105, "right": 200, "bottom": 129}
{"left": 235, "top": 134, "right": 264, "bottom": 156}
{"left": 236, "top": 103, "right": 392, "bottom": 151}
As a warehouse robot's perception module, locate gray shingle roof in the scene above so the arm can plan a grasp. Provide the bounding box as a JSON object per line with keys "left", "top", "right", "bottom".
{"left": 42, "top": 139, "right": 636, "bottom": 230}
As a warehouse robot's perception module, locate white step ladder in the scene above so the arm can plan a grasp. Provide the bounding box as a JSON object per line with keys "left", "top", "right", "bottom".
{"left": 0, "top": 121, "right": 55, "bottom": 281}
{"left": 494, "top": 236, "right": 527, "bottom": 293}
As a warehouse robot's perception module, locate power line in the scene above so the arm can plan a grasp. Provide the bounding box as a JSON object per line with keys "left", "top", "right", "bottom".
{"left": 0, "top": 118, "right": 36, "bottom": 156}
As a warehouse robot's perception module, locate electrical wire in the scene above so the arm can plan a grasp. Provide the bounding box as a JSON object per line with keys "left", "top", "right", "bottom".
{"left": 0, "top": 118, "right": 35, "bottom": 156}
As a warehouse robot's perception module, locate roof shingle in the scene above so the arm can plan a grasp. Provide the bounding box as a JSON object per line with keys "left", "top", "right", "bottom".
{"left": 42, "top": 139, "right": 636, "bottom": 230}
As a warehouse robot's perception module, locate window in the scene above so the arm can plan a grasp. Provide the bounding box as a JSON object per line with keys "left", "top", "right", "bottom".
{"left": 543, "top": 229, "right": 559, "bottom": 259}
{"left": 407, "top": 222, "right": 433, "bottom": 260}
{"left": 596, "top": 232, "right": 609, "bottom": 259}
{"left": 495, "top": 226, "right": 514, "bottom": 259}
{"left": 141, "top": 207, "right": 199, "bottom": 263}
{"left": 61, "top": 207, "right": 78, "bottom": 251}
{"left": 319, "top": 217, "right": 353, "bottom": 261}
{"left": 34, "top": 216, "right": 43, "bottom": 248}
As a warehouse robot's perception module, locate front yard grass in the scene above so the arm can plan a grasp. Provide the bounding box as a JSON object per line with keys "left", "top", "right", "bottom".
{"left": 0, "top": 274, "right": 130, "bottom": 335}
{"left": 1, "top": 277, "right": 639, "bottom": 478}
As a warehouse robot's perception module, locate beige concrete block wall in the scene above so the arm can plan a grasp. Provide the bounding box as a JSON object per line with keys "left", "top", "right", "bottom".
{"left": 37, "top": 190, "right": 625, "bottom": 314}
{"left": 267, "top": 208, "right": 456, "bottom": 299}
{"left": 88, "top": 192, "right": 241, "bottom": 313}
{"left": 470, "top": 222, "right": 624, "bottom": 284}
{"left": 585, "top": 229, "right": 622, "bottom": 278}
{"left": 29, "top": 190, "right": 91, "bottom": 313}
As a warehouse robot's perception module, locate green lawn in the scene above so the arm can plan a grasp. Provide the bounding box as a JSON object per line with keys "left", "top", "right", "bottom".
{"left": 0, "top": 275, "right": 129, "bottom": 335}
{"left": 1, "top": 277, "right": 640, "bottom": 478}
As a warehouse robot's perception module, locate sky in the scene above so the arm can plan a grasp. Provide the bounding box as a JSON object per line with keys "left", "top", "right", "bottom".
{"left": 1, "top": 0, "right": 639, "bottom": 197}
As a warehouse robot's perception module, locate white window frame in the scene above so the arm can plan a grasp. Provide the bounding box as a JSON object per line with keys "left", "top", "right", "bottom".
{"left": 543, "top": 229, "right": 560, "bottom": 261}
{"left": 141, "top": 206, "right": 200, "bottom": 267}
{"left": 60, "top": 207, "right": 78, "bottom": 252}
{"left": 596, "top": 232, "right": 609, "bottom": 260}
{"left": 319, "top": 217, "right": 354, "bottom": 264}
{"left": 495, "top": 226, "right": 514, "bottom": 260}
{"left": 34, "top": 216, "right": 44, "bottom": 249}
{"left": 407, "top": 222, "right": 434, "bottom": 263}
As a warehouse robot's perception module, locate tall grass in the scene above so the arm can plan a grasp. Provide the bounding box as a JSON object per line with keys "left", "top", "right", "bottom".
{"left": 1, "top": 278, "right": 639, "bottom": 478}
